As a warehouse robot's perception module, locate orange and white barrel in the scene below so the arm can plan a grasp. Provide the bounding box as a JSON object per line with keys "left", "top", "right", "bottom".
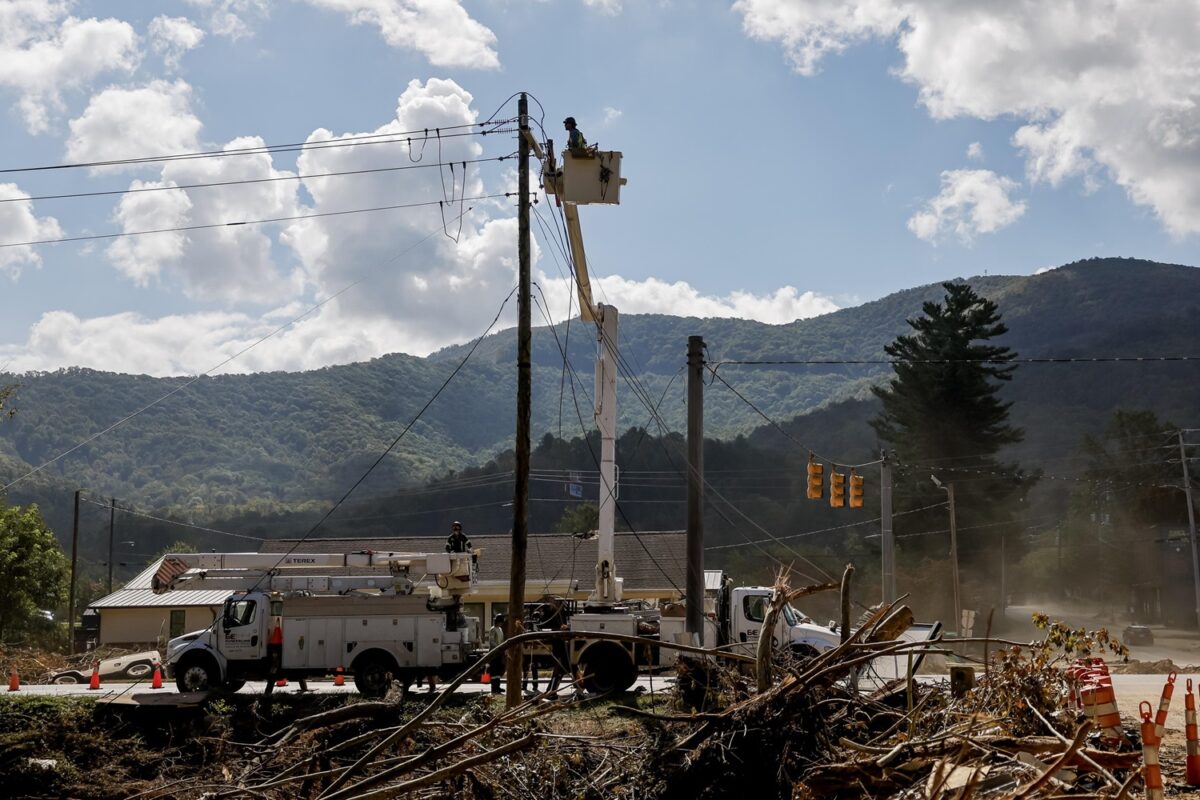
{"left": 1142, "top": 701, "right": 1165, "bottom": 800}
{"left": 1186, "top": 679, "right": 1200, "bottom": 786}
{"left": 1155, "top": 672, "right": 1177, "bottom": 742}
{"left": 1081, "top": 681, "right": 1124, "bottom": 742}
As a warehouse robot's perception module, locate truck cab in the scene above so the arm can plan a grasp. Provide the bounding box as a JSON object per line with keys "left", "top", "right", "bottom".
{"left": 166, "top": 591, "right": 272, "bottom": 692}
{"left": 727, "top": 586, "right": 840, "bottom": 657}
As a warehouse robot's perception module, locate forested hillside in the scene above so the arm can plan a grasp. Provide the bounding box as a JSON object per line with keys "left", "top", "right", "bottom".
{"left": 2, "top": 257, "right": 1197, "bottom": 534}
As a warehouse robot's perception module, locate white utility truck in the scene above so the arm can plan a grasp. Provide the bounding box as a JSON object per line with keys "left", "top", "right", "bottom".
{"left": 157, "top": 550, "right": 478, "bottom": 696}
{"left": 531, "top": 133, "right": 843, "bottom": 694}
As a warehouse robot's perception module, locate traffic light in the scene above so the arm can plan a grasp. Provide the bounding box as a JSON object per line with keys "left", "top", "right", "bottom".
{"left": 830, "top": 471, "right": 846, "bottom": 508}
{"left": 806, "top": 455, "right": 824, "bottom": 500}
{"left": 849, "top": 470, "right": 865, "bottom": 508}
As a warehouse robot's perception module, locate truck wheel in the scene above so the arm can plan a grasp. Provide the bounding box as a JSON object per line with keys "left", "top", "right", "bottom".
{"left": 175, "top": 655, "right": 219, "bottom": 692}
{"left": 578, "top": 642, "right": 636, "bottom": 694}
{"left": 352, "top": 653, "right": 395, "bottom": 698}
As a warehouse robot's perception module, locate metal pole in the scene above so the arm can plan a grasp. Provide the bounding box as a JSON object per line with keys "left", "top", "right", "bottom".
{"left": 1179, "top": 430, "right": 1200, "bottom": 630}
{"left": 880, "top": 451, "right": 895, "bottom": 603}
{"left": 999, "top": 533, "right": 1006, "bottom": 614}
{"left": 686, "top": 335, "right": 705, "bottom": 643}
{"left": 107, "top": 497, "right": 116, "bottom": 595}
{"left": 506, "top": 92, "right": 531, "bottom": 708}
{"left": 69, "top": 489, "right": 80, "bottom": 654}
{"left": 947, "top": 483, "right": 962, "bottom": 636}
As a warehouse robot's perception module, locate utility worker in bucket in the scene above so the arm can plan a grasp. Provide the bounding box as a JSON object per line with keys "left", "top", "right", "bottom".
{"left": 563, "top": 117, "right": 587, "bottom": 153}
{"left": 446, "top": 520, "right": 471, "bottom": 553}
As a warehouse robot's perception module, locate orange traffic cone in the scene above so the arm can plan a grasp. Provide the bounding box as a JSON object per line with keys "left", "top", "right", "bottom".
{"left": 1142, "top": 701, "right": 1165, "bottom": 800}
{"left": 1154, "top": 672, "right": 1177, "bottom": 742}
{"left": 8, "top": 669, "right": 19, "bottom": 692}
{"left": 481, "top": 669, "right": 491, "bottom": 685}
{"left": 88, "top": 663, "right": 101, "bottom": 690}
{"left": 334, "top": 666, "right": 345, "bottom": 686}
{"left": 151, "top": 663, "right": 164, "bottom": 690}
{"left": 275, "top": 677, "right": 288, "bottom": 687}
{"left": 1186, "top": 679, "right": 1200, "bottom": 786}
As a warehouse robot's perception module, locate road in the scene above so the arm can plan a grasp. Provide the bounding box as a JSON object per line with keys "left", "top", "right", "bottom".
{"left": 11, "top": 674, "right": 677, "bottom": 701}
{"left": 15, "top": 670, "right": 1193, "bottom": 736}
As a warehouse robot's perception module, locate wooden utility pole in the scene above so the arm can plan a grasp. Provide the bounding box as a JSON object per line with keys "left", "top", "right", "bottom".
{"left": 68, "top": 489, "right": 80, "bottom": 654}
{"left": 506, "top": 92, "right": 532, "bottom": 708}
{"left": 108, "top": 497, "right": 116, "bottom": 594}
{"left": 946, "top": 482, "right": 961, "bottom": 636}
{"left": 880, "top": 451, "right": 895, "bottom": 603}
{"left": 1179, "top": 430, "right": 1200, "bottom": 629}
{"left": 686, "top": 335, "right": 705, "bottom": 642}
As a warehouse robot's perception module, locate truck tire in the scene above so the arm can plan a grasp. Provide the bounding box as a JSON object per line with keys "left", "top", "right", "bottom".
{"left": 223, "top": 679, "right": 246, "bottom": 693}
{"left": 578, "top": 642, "right": 636, "bottom": 694}
{"left": 352, "top": 652, "right": 396, "bottom": 698}
{"left": 175, "top": 653, "right": 219, "bottom": 692}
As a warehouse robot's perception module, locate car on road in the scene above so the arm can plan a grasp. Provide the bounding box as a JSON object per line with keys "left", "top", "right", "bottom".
{"left": 1121, "top": 624, "right": 1154, "bottom": 646}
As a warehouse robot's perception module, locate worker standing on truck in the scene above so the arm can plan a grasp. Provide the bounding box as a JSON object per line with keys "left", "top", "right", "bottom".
{"left": 487, "top": 614, "right": 505, "bottom": 695}
{"left": 564, "top": 117, "right": 586, "bottom": 152}
{"left": 446, "top": 521, "right": 471, "bottom": 553}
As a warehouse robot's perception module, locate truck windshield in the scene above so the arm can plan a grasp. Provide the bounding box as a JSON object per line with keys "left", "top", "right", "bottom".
{"left": 782, "top": 605, "right": 797, "bottom": 626}
{"left": 225, "top": 599, "right": 256, "bottom": 627}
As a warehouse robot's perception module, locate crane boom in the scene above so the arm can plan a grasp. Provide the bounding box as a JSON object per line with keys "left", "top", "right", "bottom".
{"left": 151, "top": 550, "right": 477, "bottom": 598}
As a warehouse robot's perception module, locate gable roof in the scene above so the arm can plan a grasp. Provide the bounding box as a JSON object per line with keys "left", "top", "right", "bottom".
{"left": 90, "top": 559, "right": 238, "bottom": 608}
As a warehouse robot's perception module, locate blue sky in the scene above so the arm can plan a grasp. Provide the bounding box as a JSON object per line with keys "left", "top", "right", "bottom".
{"left": 2, "top": 0, "right": 1198, "bottom": 375}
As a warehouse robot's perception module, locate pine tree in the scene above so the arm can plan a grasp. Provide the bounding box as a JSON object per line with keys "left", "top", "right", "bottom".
{"left": 871, "top": 282, "right": 1023, "bottom": 462}
{"left": 870, "top": 282, "right": 1035, "bottom": 575}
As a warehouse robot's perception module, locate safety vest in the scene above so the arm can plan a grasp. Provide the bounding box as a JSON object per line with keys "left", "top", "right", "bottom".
{"left": 568, "top": 129, "right": 586, "bottom": 150}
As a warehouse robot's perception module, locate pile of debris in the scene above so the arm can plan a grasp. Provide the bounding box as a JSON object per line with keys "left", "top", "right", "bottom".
{"left": 1, "top": 583, "right": 1181, "bottom": 799}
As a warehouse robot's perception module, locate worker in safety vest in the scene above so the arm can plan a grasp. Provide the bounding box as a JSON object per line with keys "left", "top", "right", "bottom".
{"left": 446, "top": 521, "right": 471, "bottom": 553}
{"left": 563, "top": 117, "right": 587, "bottom": 152}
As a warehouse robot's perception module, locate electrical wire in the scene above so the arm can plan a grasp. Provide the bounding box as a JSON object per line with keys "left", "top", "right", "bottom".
{"left": 711, "top": 356, "right": 1200, "bottom": 372}
{"left": 0, "top": 155, "right": 514, "bottom": 205}
{"left": 0, "top": 122, "right": 516, "bottom": 174}
{"left": 0, "top": 193, "right": 513, "bottom": 249}
{"left": 80, "top": 495, "right": 263, "bottom": 542}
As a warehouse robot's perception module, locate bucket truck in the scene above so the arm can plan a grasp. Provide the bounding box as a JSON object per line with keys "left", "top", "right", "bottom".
{"left": 535, "top": 136, "right": 844, "bottom": 694}
{"left": 156, "top": 550, "right": 478, "bottom": 696}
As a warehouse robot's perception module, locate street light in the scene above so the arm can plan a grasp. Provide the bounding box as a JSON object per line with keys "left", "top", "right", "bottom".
{"left": 931, "top": 475, "right": 962, "bottom": 637}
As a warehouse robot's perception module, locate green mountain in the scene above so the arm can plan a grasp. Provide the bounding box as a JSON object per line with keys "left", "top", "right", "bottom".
{"left": 2, "top": 257, "right": 1197, "bottom": 525}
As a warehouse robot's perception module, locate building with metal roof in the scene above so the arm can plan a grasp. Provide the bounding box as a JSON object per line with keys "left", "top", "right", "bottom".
{"left": 88, "top": 560, "right": 239, "bottom": 647}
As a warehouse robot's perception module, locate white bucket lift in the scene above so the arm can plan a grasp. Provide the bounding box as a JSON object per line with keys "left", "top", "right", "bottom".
{"left": 544, "top": 150, "right": 625, "bottom": 206}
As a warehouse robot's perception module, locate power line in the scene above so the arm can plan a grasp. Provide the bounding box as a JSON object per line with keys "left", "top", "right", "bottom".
{"left": 0, "top": 193, "right": 513, "bottom": 249}
{"left": 711, "top": 356, "right": 1200, "bottom": 372}
{"left": 0, "top": 155, "right": 514, "bottom": 205}
{"left": 80, "top": 495, "right": 263, "bottom": 543}
{"left": 0, "top": 122, "right": 516, "bottom": 174}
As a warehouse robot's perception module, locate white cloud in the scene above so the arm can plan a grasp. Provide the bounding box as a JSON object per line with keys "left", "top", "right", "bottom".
{"left": 540, "top": 274, "right": 838, "bottom": 324}
{"left": 0, "top": 183, "right": 63, "bottom": 279}
{"left": 583, "top": 0, "right": 622, "bottom": 14}
{"left": 603, "top": 106, "right": 623, "bottom": 125}
{"left": 966, "top": 141, "right": 983, "bottom": 161}
{"left": 300, "top": 0, "right": 499, "bottom": 68}
{"left": 734, "top": 0, "right": 1200, "bottom": 235}
{"left": 907, "top": 169, "right": 1025, "bottom": 244}
{"left": 105, "top": 136, "right": 305, "bottom": 304}
{"left": 149, "top": 16, "right": 205, "bottom": 69}
{"left": 66, "top": 80, "right": 203, "bottom": 168}
{"left": 0, "top": 1, "right": 139, "bottom": 133}
{"left": 184, "top": 0, "right": 269, "bottom": 39}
